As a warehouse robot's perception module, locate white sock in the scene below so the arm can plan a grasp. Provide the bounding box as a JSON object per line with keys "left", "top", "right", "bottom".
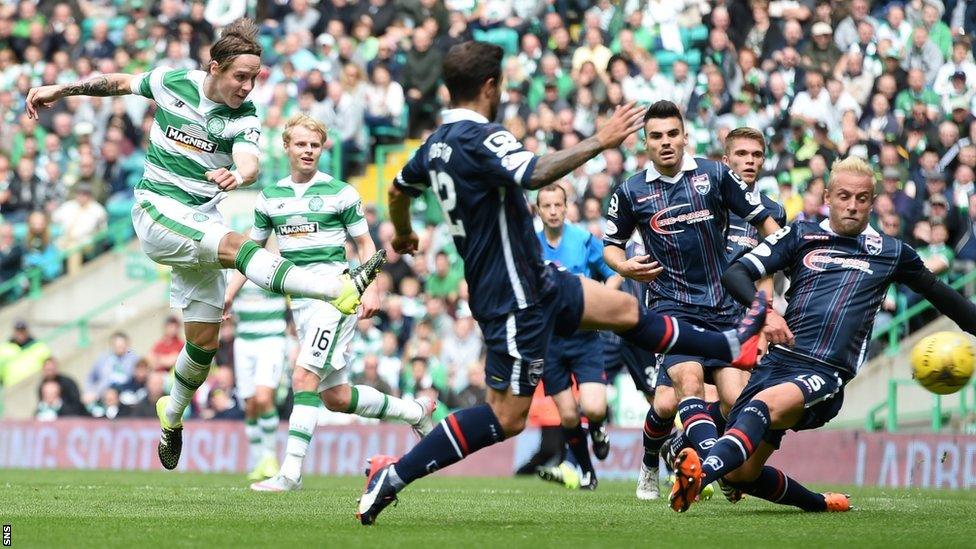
{"left": 280, "top": 391, "right": 320, "bottom": 481}
{"left": 236, "top": 242, "right": 343, "bottom": 300}
{"left": 258, "top": 409, "right": 279, "bottom": 458}
{"left": 245, "top": 419, "right": 261, "bottom": 469}
{"left": 165, "top": 343, "right": 215, "bottom": 425}
{"left": 347, "top": 385, "right": 422, "bottom": 424}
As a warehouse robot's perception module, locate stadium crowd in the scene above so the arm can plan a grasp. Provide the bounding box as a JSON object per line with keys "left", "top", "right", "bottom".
{"left": 11, "top": 0, "right": 976, "bottom": 421}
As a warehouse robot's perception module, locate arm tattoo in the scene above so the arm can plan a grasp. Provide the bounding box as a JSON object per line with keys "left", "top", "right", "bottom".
{"left": 527, "top": 136, "right": 603, "bottom": 190}
{"left": 60, "top": 76, "right": 128, "bottom": 97}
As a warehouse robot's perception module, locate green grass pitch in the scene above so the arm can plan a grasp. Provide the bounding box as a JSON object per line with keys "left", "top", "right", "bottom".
{"left": 2, "top": 469, "right": 975, "bottom": 547}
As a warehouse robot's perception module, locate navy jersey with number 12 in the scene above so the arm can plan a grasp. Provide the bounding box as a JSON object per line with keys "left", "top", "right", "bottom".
{"left": 393, "top": 108, "right": 549, "bottom": 321}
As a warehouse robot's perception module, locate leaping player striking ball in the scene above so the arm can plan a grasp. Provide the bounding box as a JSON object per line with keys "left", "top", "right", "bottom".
{"left": 356, "top": 40, "right": 770, "bottom": 526}
{"left": 24, "top": 19, "right": 385, "bottom": 470}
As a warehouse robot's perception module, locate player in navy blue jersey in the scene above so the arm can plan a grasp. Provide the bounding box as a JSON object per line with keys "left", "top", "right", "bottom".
{"left": 661, "top": 127, "right": 789, "bottom": 501}
{"left": 356, "top": 42, "right": 769, "bottom": 525}
{"left": 534, "top": 183, "right": 621, "bottom": 490}
{"left": 603, "top": 102, "right": 786, "bottom": 501}
{"left": 669, "top": 156, "right": 976, "bottom": 514}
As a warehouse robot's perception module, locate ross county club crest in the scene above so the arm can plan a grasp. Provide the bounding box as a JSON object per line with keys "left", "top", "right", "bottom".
{"left": 864, "top": 234, "right": 883, "bottom": 255}
{"left": 206, "top": 117, "right": 225, "bottom": 134}
{"left": 691, "top": 173, "right": 710, "bottom": 195}
{"left": 308, "top": 196, "right": 323, "bottom": 211}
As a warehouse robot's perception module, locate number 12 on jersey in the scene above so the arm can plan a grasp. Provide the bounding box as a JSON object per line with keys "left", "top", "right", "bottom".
{"left": 429, "top": 170, "right": 466, "bottom": 238}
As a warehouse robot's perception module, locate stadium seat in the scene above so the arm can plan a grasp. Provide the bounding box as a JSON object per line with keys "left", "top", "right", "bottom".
{"left": 472, "top": 28, "right": 519, "bottom": 56}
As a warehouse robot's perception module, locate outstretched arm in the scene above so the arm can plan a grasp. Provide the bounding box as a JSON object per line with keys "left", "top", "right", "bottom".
{"left": 526, "top": 102, "right": 644, "bottom": 190}
{"left": 916, "top": 276, "right": 976, "bottom": 336}
{"left": 389, "top": 184, "right": 419, "bottom": 254}
{"left": 25, "top": 74, "right": 135, "bottom": 118}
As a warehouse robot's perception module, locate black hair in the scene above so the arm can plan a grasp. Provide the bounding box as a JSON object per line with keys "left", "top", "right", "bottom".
{"left": 643, "top": 100, "right": 683, "bottom": 124}
{"left": 442, "top": 41, "right": 504, "bottom": 104}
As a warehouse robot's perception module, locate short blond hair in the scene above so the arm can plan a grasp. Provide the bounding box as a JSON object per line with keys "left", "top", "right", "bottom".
{"left": 827, "top": 156, "right": 874, "bottom": 191}
{"left": 282, "top": 114, "right": 328, "bottom": 146}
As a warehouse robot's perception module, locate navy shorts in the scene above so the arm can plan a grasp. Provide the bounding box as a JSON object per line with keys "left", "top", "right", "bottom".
{"left": 650, "top": 298, "right": 739, "bottom": 389}
{"left": 481, "top": 267, "right": 584, "bottom": 397}
{"left": 543, "top": 330, "right": 606, "bottom": 395}
{"left": 602, "top": 331, "right": 656, "bottom": 394}
{"left": 726, "top": 351, "right": 846, "bottom": 449}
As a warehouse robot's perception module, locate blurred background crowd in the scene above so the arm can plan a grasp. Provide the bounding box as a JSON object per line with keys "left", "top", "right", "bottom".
{"left": 7, "top": 0, "right": 976, "bottom": 422}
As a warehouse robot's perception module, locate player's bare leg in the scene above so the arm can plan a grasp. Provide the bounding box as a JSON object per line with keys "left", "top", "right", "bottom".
{"left": 540, "top": 388, "right": 599, "bottom": 490}
{"left": 576, "top": 279, "right": 766, "bottom": 369}
{"left": 578, "top": 382, "right": 610, "bottom": 461}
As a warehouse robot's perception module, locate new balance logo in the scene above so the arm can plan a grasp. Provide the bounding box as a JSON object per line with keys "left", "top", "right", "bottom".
{"left": 174, "top": 100, "right": 185, "bottom": 108}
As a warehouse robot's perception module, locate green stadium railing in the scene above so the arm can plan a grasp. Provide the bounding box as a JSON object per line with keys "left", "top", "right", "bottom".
{"left": 0, "top": 218, "right": 135, "bottom": 303}
{"left": 0, "top": 261, "right": 162, "bottom": 417}
{"left": 372, "top": 142, "right": 411, "bottom": 218}
{"left": 862, "top": 271, "right": 976, "bottom": 433}
{"left": 865, "top": 378, "right": 976, "bottom": 433}
{"left": 871, "top": 269, "right": 976, "bottom": 356}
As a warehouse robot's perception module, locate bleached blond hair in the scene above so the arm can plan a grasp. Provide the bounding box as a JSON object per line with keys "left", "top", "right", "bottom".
{"left": 827, "top": 156, "right": 875, "bottom": 193}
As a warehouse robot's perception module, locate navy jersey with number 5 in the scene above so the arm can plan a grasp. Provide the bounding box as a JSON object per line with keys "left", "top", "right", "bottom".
{"left": 393, "top": 109, "right": 548, "bottom": 320}
{"left": 604, "top": 154, "right": 778, "bottom": 309}
{"left": 738, "top": 219, "right": 931, "bottom": 378}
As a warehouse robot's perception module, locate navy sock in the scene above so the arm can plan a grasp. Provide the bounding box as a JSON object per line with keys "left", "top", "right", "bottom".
{"left": 706, "top": 401, "right": 727, "bottom": 434}
{"left": 393, "top": 404, "right": 505, "bottom": 485}
{"left": 563, "top": 444, "right": 579, "bottom": 467}
{"left": 618, "top": 312, "right": 733, "bottom": 362}
{"left": 677, "top": 397, "right": 718, "bottom": 457}
{"left": 642, "top": 406, "right": 673, "bottom": 468}
{"left": 562, "top": 425, "right": 594, "bottom": 474}
{"left": 701, "top": 400, "right": 770, "bottom": 485}
{"left": 727, "top": 466, "right": 826, "bottom": 512}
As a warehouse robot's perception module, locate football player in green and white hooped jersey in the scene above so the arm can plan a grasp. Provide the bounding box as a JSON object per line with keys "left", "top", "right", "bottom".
{"left": 229, "top": 279, "right": 289, "bottom": 481}
{"left": 226, "top": 114, "right": 434, "bottom": 492}
{"left": 25, "top": 19, "right": 384, "bottom": 471}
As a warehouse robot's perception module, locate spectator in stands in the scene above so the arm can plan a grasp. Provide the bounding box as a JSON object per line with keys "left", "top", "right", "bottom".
{"left": 35, "top": 379, "right": 63, "bottom": 421}
{"left": 352, "top": 353, "right": 395, "bottom": 395}
{"left": 447, "top": 359, "right": 487, "bottom": 409}
{"left": 0, "top": 224, "right": 24, "bottom": 300}
{"left": 24, "top": 210, "right": 62, "bottom": 282}
{"left": 955, "top": 193, "right": 976, "bottom": 266}
{"left": 36, "top": 356, "right": 87, "bottom": 416}
{"left": 148, "top": 316, "right": 183, "bottom": 373}
{"left": 835, "top": 0, "right": 877, "bottom": 53}
{"left": 199, "top": 366, "right": 243, "bottom": 420}
{"left": 91, "top": 387, "right": 122, "bottom": 419}
{"left": 52, "top": 183, "right": 107, "bottom": 269}
{"left": 85, "top": 331, "right": 139, "bottom": 405}
{"left": 364, "top": 63, "right": 405, "bottom": 140}
{"left": 116, "top": 357, "right": 150, "bottom": 408}
{"left": 9, "top": 319, "right": 35, "bottom": 348}
{"left": 403, "top": 27, "right": 442, "bottom": 137}
{"left": 122, "top": 370, "right": 167, "bottom": 418}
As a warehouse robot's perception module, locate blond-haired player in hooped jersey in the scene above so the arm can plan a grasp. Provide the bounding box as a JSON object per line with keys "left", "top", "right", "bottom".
{"left": 225, "top": 114, "right": 434, "bottom": 492}
{"left": 25, "top": 19, "right": 385, "bottom": 471}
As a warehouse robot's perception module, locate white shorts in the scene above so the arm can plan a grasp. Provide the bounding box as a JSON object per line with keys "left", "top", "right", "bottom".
{"left": 292, "top": 298, "right": 358, "bottom": 392}
{"left": 131, "top": 190, "right": 232, "bottom": 319}
{"left": 233, "top": 337, "right": 287, "bottom": 400}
